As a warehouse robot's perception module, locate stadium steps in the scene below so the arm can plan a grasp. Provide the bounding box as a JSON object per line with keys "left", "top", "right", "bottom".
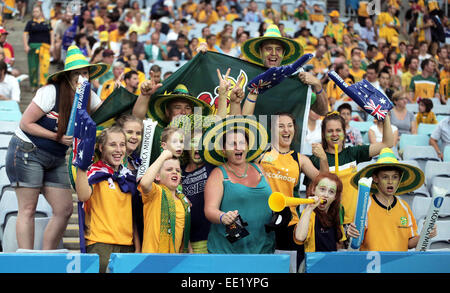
{"left": 62, "top": 194, "right": 80, "bottom": 252}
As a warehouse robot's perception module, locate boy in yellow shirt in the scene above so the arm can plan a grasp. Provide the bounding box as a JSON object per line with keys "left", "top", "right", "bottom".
{"left": 349, "top": 148, "right": 436, "bottom": 251}
{"left": 138, "top": 127, "right": 191, "bottom": 253}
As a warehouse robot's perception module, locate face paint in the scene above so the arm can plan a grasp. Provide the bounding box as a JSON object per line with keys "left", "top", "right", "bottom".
{"left": 313, "top": 178, "right": 337, "bottom": 211}
{"left": 374, "top": 170, "right": 401, "bottom": 196}
{"left": 260, "top": 41, "right": 285, "bottom": 68}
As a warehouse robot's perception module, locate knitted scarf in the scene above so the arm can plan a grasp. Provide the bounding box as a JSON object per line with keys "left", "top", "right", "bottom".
{"left": 160, "top": 185, "right": 191, "bottom": 253}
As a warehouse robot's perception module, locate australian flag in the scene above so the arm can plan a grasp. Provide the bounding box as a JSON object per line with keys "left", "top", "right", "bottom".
{"left": 328, "top": 71, "right": 393, "bottom": 121}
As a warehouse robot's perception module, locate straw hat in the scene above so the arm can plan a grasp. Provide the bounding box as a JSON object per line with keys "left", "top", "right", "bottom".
{"left": 47, "top": 45, "right": 110, "bottom": 83}
{"left": 351, "top": 148, "right": 425, "bottom": 195}
{"left": 149, "top": 84, "right": 213, "bottom": 127}
{"left": 200, "top": 115, "right": 269, "bottom": 166}
{"left": 241, "top": 24, "right": 303, "bottom": 67}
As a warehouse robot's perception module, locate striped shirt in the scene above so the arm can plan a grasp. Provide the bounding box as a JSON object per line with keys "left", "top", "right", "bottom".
{"left": 410, "top": 75, "right": 439, "bottom": 101}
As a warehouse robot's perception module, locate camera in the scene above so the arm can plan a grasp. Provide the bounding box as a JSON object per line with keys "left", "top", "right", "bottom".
{"left": 225, "top": 215, "right": 249, "bottom": 243}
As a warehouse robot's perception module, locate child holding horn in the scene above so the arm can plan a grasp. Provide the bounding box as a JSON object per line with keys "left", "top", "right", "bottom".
{"left": 304, "top": 112, "right": 394, "bottom": 230}
{"left": 294, "top": 172, "right": 359, "bottom": 271}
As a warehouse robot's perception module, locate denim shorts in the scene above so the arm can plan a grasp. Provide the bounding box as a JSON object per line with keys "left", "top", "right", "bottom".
{"left": 5, "top": 135, "right": 71, "bottom": 189}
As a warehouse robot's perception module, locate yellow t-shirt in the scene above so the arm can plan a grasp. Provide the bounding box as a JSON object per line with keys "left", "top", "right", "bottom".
{"left": 197, "top": 10, "right": 219, "bottom": 25}
{"left": 138, "top": 183, "right": 186, "bottom": 253}
{"left": 323, "top": 22, "right": 347, "bottom": 44}
{"left": 293, "top": 211, "right": 346, "bottom": 252}
{"left": 310, "top": 55, "right": 331, "bottom": 75}
{"left": 327, "top": 77, "right": 354, "bottom": 102}
{"left": 416, "top": 111, "right": 438, "bottom": 125}
{"left": 349, "top": 68, "right": 366, "bottom": 82}
{"left": 259, "top": 149, "right": 301, "bottom": 226}
{"left": 360, "top": 195, "right": 418, "bottom": 251}
{"left": 84, "top": 180, "right": 134, "bottom": 246}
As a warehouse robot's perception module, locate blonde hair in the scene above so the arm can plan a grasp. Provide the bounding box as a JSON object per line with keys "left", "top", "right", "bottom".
{"left": 96, "top": 126, "right": 126, "bottom": 151}
{"left": 160, "top": 126, "right": 184, "bottom": 144}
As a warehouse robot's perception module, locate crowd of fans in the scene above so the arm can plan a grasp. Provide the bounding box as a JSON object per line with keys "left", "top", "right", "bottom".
{"left": 0, "top": 0, "right": 449, "bottom": 273}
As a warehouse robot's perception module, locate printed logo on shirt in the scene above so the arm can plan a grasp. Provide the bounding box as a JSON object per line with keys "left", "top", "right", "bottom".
{"left": 265, "top": 170, "right": 296, "bottom": 183}
{"left": 398, "top": 216, "right": 411, "bottom": 228}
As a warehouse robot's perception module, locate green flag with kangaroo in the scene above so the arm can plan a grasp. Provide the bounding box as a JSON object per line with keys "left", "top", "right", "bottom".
{"left": 91, "top": 51, "right": 312, "bottom": 157}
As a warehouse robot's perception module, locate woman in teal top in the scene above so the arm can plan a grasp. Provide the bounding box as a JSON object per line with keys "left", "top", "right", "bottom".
{"left": 203, "top": 127, "right": 275, "bottom": 254}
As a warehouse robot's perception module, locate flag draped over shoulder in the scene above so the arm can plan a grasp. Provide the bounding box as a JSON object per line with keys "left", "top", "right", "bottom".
{"left": 90, "top": 51, "right": 311, "bottom": 152}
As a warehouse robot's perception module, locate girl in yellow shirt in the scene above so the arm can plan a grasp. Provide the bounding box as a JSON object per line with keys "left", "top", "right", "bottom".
{"left": 416, "top": 98, "right": 438, "bottom": 125}
{"left": 294, "top": 173, "right": 352, "bottom": 264}
{"left": 76, "top": 126, "right": 138, "bottom": 273}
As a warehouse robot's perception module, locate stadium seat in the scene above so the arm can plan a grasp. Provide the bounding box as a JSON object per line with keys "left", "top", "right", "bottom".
{"left": 0, "top": 190, "right": 53, "bottom": 243}
{"left": 436, "top": 115, "right": 447, "bottom": 123}
{"left": 439, "top": 197, "right": 450, "bottom": 218}
{"left": 0, "top": 167, "right": 9, "bottom": 193}
{"left": 430, "top": 177, "right": 450, "bottom": 197}
{"left": 279, "top": 20, "right": 296, "bottom": 36}
{"left": 398, "top": 134, "right": 430, "bottom": 152}
{"left": 0, "top": 134, "right": 11, "bottom": 149}
{"left": 349, "top": 121, "right": 373, "bottom": 134}
{"left": 417, "top": 123, "right": 438, "bottom": 136}
{"left": 0, "top": 121, "right": 18, "bottom": 134}
{"left": 402, "top": 145, "right": 440, "bottom": 170}
{"left": 0, "top": 150, "right": 6, "bottom": 168}
{"left": 309, "top": 22, "right": 326, "bottom": 38}
{"left": 399, "top": 160, "right": 430, "bottom": 197}
{"left": 1, "top": 216, "right": 64, "bottom": 252}
{"left": 424, "top": 161, "right": 450, "bottom": 193}
{"left": 0, "top": 110, "right": 21, "bottom": 122}
{"left": 187, "top": 23, "right": 207, "bottom": 40}
{"left": 0, "top": 100, "right": 20, "bottom": 112}
{"left": 443, "top": 146, "right": 450, "bottom": 162}
{"left": 429, "top": 219, "right": 450, "bottom": 250}
{"left": 152, "top": 60, "right": 188, "bottom": 78}
{"left": 406, "top": 103, "right": 418, "bottom": 113}
{"left": 411, "top": 196, "right": 432, "bottom": 223}
{"left": 433, "top": 104, "right": 450, "bottom": 116}
{"left": 356, "top": 159, "right": 375, "bottom": 171}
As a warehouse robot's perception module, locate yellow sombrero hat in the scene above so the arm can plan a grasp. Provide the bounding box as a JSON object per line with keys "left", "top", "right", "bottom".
{"left": 200, "top": 115, "right": 269, "bottom": 166}
{"left": 149, "top": 84, "right": 213, "bottom": 128}
{"left": 351, "top": 148, "right": 425, "bottom": 195}
{"left": 241, "top": 24, "right": 303, "bottom": 67}
{"left": 47, "top": 45, "right": 110, "bottom": 83}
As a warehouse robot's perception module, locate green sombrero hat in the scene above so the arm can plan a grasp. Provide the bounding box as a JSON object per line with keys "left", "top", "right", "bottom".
{"left": 241, "top": 24, "right": 303, "bottom": 67}
{"left": 47, "top": 45, "right": 110, "bottom": 83}
{"left": 200, "top": 115, "right": 269, "bottom": 166}
{"left": 351, "top": 148, "right": 425, "bottom": 195}
{"left": 149, "top": 84, "right": 213, "bottom": 127}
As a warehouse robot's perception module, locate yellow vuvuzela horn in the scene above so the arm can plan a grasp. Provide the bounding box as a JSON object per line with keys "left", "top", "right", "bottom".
{"left": 268, "top": 192, "right": 325, "bottom": 212}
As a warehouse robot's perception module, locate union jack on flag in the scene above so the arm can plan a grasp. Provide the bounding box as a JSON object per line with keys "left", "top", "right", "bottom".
{"left": 328, "top": 71, "right": 393, "bottom": 121}
{"left": 363, "top": 99, "right": 389, "bottom": 120}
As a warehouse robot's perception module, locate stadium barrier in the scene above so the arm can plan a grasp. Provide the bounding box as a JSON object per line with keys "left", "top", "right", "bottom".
{"left": 305, "top": 251, "right": 450, "bottom": 273}
{"left": 107, "top": 253, "right": 291, "bottom": 273}
{"left": 0, "top": 252, "right": 99, "bottom": 273}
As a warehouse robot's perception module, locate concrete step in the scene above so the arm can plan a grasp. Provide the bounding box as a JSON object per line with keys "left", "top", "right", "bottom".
{"left": 63, "top": 237, "right": 80, "bottom": 251}
{"left": 63, "top": 224, "right": 79, "bottom": 238}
